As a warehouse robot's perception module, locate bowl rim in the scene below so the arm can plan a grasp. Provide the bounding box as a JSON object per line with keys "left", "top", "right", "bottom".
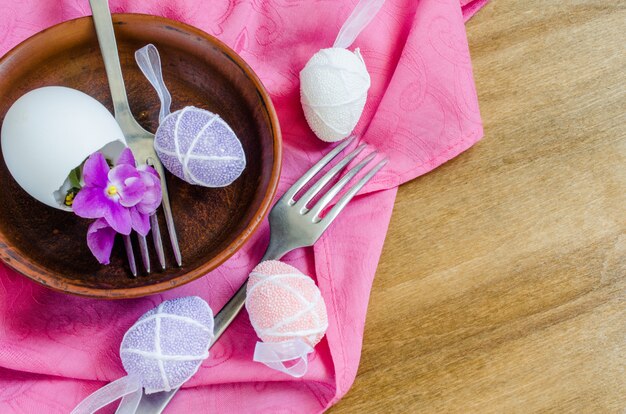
{"left": 0, "top": 13, "right": 282, "bottom": 299}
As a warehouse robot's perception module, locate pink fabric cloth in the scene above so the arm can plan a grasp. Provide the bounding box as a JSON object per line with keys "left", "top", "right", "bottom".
{"left": 0, "top": 0, "right": 486, "bottom": 412}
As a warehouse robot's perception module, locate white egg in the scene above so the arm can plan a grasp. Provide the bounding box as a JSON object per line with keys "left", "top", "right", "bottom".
{"left": 1, "top": 86, "right": 127, "bottom": 211}
{"left": 300, "top": 47, "right": 371, "bottom": 142}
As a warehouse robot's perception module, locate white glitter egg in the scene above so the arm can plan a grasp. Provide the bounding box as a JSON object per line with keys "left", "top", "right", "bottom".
{"left": 154, "top": 106, "right": 246, "bottom": 187}
{"left": 120, "top": 296, "right": 214, "bottom": 394}
{"left": 300, "top": 47, "right": 371, "bottom": 142}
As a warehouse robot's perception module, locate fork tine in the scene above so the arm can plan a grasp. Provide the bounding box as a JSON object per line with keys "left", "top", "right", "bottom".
{"left": 282, "top": 135, "right": 356, "bottom": 203}
{"left": 123, "top": 235, "right": 138, "bottom": 277}
{"left": 320, "top": 158, "right": 388, "bottom": 226}
{"left": 150, "top": 213, "right": 166, "bottom": 270}
{"left": 296, "top": 143, "right": 367, "bottom": 211}
{"left": 161, "top": 189, "right": 182, "bottom": 267}
{"left": 151, "top": 161, "right": 182, "bottom": 267}
{"left": 137, "top": 235, "right": 151, "bottom": 273}
{"left": 308, "top": 151, "right": 377, "bottom": 219}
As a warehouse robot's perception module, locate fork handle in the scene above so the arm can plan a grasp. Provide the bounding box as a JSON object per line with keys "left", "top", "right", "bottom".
{"left": 89, "top": 0, "right": 141, "bottom": 132}
{"left": 212, "top": 247, "right": 287, "bottom": 342}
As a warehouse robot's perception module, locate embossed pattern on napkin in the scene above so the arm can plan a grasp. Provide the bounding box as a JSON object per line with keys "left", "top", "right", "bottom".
{"left": 0, "top": 0, "right": 486, "bottom": 412}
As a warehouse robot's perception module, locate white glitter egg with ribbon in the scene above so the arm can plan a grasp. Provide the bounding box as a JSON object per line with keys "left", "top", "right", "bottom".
{"left": 154, "top": 106, "right": 246, "bottom": 187}
{"left": 120, "top": 296, "right": 214, "bottom": 393}
{"left": 245, "top": 260, "right": 328, "bottom": 377}
{"left": 300, "top": 47, "right": 371, "bottom": 143}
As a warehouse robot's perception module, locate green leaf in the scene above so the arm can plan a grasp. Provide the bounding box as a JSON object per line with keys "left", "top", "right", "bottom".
{"left": 68, "top": 165, "right": 81, "bottom": 188}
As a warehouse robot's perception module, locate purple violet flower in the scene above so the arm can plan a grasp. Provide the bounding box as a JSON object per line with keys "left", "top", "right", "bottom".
{"left": 73, "top": 148, "right": 162, "bottom": 264}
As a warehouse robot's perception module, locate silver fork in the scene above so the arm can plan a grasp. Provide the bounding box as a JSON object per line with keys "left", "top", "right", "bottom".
{"left": 134, "top": 136, "right": 388, "bottom": 413}
{"left": 89, "top": 0, "right": 182, "bottom": 275}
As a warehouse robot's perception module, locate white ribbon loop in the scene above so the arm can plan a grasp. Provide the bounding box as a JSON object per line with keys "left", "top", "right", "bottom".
{"left": 70, "top": 375, "right": 142, "bottom": 414}
{"left": 115, "top": 387, "right": 142, "bottom": 414}
{"left": 333, "top": 0, "right": 386, "bottom": 49}
{"left": 253, "top": 339, "right": 314, "bottom": 378}
{"left": 134, "top": 44, "right": 172, "bottom": 124}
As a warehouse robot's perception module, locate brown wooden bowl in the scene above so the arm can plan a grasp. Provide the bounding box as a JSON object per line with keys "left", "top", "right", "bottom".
{"left": 0, "top": 14, "right": 281, "bottom": 299}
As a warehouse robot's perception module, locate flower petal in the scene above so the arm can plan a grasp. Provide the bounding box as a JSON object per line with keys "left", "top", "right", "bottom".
{"left": 108, "top": 164, "right": 140, "bottom": 189}
{"left": 72, "top": 187, "right": 108, "bottom": 219}
{"left": 116, "top": 147, "right": 136, "bottom": 167}
{"left": 104, "top": 201, "right": 132, "bottom": 235}
{"left": 87, "top": 218, "right": 117, "bottom": 265}
{"left": 118, "top": 176, "right": 146, "bottom": 207}
{"left": 139, "top": 164, "right": 160, "bottom": 178}
{"left": 130, "top": 207, "right": 150, "bottom": 236}
{"left": 137, "top": 169, "right": 163, "bottom": 215}
{"left": 82, "top": 152, "right": 110, "bottom": 187}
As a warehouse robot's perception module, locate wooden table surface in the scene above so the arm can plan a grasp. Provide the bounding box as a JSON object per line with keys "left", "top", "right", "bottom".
{"left": 330, "top": 1, "right": 626, "bottom": 412}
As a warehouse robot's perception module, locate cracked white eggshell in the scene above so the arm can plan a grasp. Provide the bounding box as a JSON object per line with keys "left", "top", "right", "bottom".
{"left": 300, "top": 47, "right": 371, "bottom": 142}
{"left": 1, "top": 86, "right": 127, "bottom": 211}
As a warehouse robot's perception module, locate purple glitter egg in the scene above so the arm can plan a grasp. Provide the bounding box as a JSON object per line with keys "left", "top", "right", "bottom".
{"left": 154, "top": 106, "right": 246, "bottom": 187}
{"left": 120, "top": 296, "right": 214, "bottom": 393}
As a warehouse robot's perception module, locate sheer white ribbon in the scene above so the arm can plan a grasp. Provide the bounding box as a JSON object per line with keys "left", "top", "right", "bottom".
{"left": 254, "top": 339, "right": 315, "bottom": 378}
{"left": 333, "top": 0, "right": 386, "bottom": 49}
{"left": 70, "top": 374, "right": 142, "bottom": 414}
{"left": 135, "top": 44, "right": 172, "bottom": 124}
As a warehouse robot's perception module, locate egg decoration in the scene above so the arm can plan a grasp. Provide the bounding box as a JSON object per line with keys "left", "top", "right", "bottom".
{"left": 71, "top": 296, "right": 215, "bottom": 414}
{"left": 154, "top": 106, "right": 246, "bottom": 187}
{"left": 246, "top": 260, "right": 328, "bottom": 378}
{"left": 300, "top": 0, "right": 385, "bottom": 142}
{"left": 120, "top": 296, "right": 215, "bottom": 393}
{"left": 134, "top": 44, "right": 246, "bottom": 188}
{"left": 300, "top": 48, "right": 371, "bottom": 142}
{"left": 1, "top": 86, "right": 127, "bottom": 211}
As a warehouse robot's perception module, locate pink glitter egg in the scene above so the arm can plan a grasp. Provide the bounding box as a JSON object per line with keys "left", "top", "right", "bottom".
{"left": 246, "top": 261, "right": 328, "bottom": 348}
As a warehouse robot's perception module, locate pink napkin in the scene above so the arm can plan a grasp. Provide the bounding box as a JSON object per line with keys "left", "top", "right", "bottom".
{"left": 0, "top": 0, "right": 486, "bottom": 412}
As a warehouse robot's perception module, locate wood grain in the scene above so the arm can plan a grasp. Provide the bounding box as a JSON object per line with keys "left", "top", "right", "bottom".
{"left": 330, "top": 0, "right": 626, "bottom": 412}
